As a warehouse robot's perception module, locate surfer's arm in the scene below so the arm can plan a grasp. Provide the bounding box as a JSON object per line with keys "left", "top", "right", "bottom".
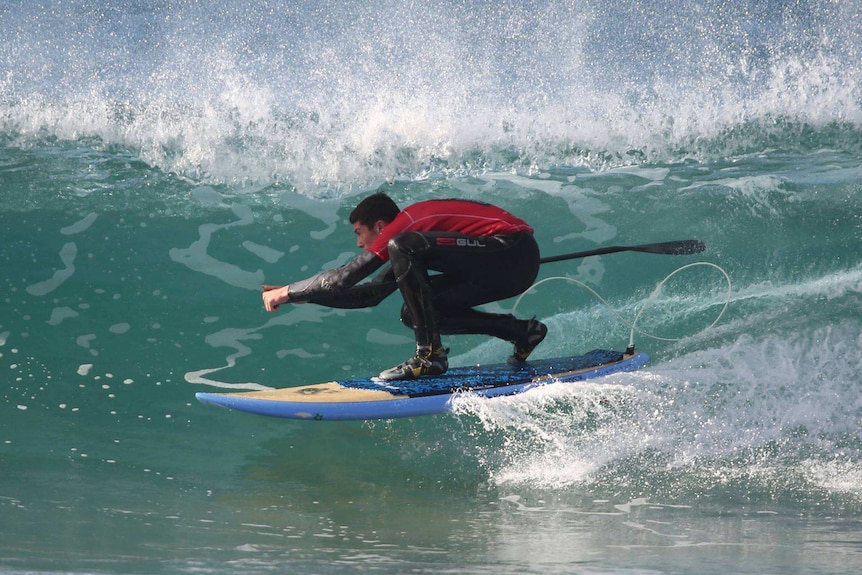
{"left": 305, "top": 265, "right": 397, "bottom": 309}
{"left": 262, "top": 251, "right": 386, "bottom": 311}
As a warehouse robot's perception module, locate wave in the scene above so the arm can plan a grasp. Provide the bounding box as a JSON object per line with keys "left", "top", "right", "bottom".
{"left": 445, "top": 257, "right": 862, "bottom": 502}
{"left": 2, "top": 0, "right": 861, "bottom": 191}
{"left": 453, "top": 320, "right": 862, "bottom": 502}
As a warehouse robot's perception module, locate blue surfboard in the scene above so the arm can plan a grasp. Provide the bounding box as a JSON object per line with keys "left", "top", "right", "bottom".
{"left": 195, "top": 349, "right": 649, "bottom": 421}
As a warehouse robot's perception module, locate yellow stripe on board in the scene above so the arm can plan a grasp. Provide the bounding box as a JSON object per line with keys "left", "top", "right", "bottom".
{"left": 221, "top": 382, "right": 401, "bottom": 403}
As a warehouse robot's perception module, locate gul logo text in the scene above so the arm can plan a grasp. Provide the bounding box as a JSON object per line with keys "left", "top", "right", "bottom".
{"left": 436, "top": 238, "right": 486, "bottom": 248}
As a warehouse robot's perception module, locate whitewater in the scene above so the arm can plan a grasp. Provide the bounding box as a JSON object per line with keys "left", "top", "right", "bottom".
{"left": 2, "top": 1, "right": 861, "bottom": 573}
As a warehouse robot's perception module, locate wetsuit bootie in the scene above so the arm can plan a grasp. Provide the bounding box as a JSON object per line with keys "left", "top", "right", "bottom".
{"left": 379, "top": 346, "right": 449, "bottom": 381}
{"left": 508, "top": 318, "right": 547, "bottom": 365}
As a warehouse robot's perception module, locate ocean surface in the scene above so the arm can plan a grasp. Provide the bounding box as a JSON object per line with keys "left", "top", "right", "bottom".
{"left": 2, "top": 1, "right": 862, "bottom": 573}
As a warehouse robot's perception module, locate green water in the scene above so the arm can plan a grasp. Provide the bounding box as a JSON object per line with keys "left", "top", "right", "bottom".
{"left": 2, "top": 145, "right": 861, "bottom": 573}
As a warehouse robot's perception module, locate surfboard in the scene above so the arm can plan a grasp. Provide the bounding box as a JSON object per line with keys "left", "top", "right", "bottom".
{"left": 195, "top": 349, "right": 649, "bottom": 421}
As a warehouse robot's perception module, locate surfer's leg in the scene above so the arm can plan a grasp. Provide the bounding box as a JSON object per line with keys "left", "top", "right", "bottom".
{"left": 430, "top": 307, "right": 520, "bottom": 339}
{"left": 435, "top": 308, "right": 547, "bottom": 364}
{"left": 393, "top": 231, "right": 547, "bottom": 362}
{"left": 387, "top": 231, "right": 443, "bottom": 352}
{"left": 379, "top": 232, "right": 448, "bottom": 380}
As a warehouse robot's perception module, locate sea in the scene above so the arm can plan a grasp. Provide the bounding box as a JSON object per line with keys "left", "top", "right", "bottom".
{"left": 2, "top": 0, "right": 861, "bottom": 573}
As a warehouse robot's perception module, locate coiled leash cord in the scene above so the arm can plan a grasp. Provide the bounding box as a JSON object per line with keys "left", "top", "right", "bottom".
{"left": 512, "top": 262, "right": 732, "bottom": 353}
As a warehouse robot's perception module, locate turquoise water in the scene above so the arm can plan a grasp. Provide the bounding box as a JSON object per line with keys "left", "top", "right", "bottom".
{"left": 2, "top": 1, "right": 862, "bottom": 573}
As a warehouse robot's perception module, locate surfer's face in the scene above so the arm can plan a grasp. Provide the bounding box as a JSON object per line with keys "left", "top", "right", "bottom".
{"left": 353, "top": 220, "right": 386, "bottom": 250}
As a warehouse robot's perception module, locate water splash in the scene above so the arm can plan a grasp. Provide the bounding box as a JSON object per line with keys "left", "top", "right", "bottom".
{"left": 2, "top": 0, "right": 861, "bottom": 191}
{"left": 453, "top": 319, "right": 862, "bottom": 503}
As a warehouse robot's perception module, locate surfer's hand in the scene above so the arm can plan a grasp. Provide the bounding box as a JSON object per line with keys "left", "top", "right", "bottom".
{"left": 262, "top": 285, "right": 289, "bottom": 312}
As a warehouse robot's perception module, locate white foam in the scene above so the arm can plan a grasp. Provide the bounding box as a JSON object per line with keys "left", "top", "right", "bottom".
{"left": 108, "top": 323, "right": 131, "bottom": 334}
{"left": 606, "top": 166, "right": 671, "bottom": 181}
{"left": 803, "top": 459, "right": 862, "bottom": 494}
{"left": 60, "top": 212, "right": 98, "bottom": 235}
{"left": 47, "top": 306, "right": 79, "bottom": 326}
{"left": 454, "top": 378, "right": 644, "bottom": 488}
{"left": 679, "top": 175, "right": 790, "bottom": 216}
{"left": 3, "top": 0, "right": 861, "bottom": 193}
{"left": 365, "top": 328, "right": 414, "bottom": 346}
{"left": 455, "top": 173, "right": 618, "bottom": 245}
{"left": 278, "top": 192, "right": 342, "bottom": 240}
{"left": 183, "top": 326, "right": 269, "bottom": 391}
{"left": 26, "top": 242, "right": 77, "bottom": 296}
{"left": 275, "top": 348, "right": 326, "bottom": 359}
{"left": 242, "top": 241, "right": 284, "bottom": 263}
{"left": 454, "top": 307, "right": 862, "bottom": 493}
{"left": 191, "top": 186, "right": 226, "bottom": 206}
{"left": 76, "top": 334, "right": 96, "bottom": 349}
{"left": 185, "top": 304, "right": 349, "bottom": 390}
{"left": 168, "top": 204, "right": 264, "bottom": 290}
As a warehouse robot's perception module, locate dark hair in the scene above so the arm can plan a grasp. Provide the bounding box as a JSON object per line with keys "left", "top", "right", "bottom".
{"left": 349, "top": 192, "right": 400, "bottom": 227}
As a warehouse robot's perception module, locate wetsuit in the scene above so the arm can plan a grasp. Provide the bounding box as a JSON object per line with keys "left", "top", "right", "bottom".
{"left": 286, "top": 199, "right": 540, "bottom": 349}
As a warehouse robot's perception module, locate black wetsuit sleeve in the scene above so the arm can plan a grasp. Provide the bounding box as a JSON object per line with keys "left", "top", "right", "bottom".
{"left": 287, "top": 250, "right": 397, "bottom": 309}
{"left": 307, "top": 265, "right": 398, "bottom": 309}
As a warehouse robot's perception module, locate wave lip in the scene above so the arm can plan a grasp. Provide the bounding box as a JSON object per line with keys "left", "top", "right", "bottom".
{"left": 2, "top": 0, "right": 861, "bottom": 189}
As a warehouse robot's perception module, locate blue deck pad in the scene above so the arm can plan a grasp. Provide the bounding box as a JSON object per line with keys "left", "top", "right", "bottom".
{"left": 342, "top": 349, "right": 624, "bottom": 398}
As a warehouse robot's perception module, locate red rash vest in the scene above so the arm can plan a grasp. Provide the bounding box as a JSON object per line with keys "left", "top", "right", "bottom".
{"left": 368, "top": 199, "right": 534, "bottom": 262}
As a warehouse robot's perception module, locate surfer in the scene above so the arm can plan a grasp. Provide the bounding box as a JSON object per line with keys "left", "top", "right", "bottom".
{"left": 262, "top": 192, "right": 547, "bottom": 381}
